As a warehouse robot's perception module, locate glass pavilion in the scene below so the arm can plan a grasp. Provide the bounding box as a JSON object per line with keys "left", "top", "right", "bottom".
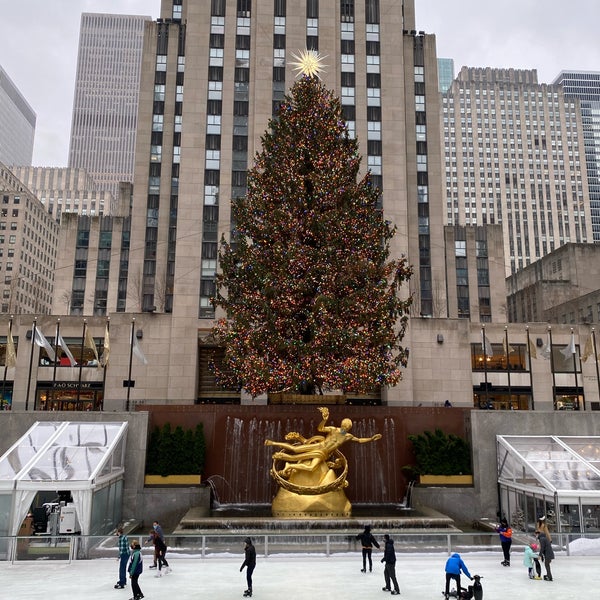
{"left": 0, "top": 421, "right": 127, "bottom": 540}
{"left": 497, "top": 435, "right": 600, "bottom": 534}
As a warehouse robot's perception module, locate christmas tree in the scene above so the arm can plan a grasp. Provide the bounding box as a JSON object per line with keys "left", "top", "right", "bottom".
{"left": 212, "top": 65, "right": 412, "bottom": 398}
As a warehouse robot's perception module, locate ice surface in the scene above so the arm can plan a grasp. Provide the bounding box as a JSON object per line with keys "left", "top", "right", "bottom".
{"left": 3, "top": 550, "right": 599, "bottom": 599}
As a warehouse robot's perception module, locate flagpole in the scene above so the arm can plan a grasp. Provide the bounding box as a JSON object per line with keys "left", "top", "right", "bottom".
{"left": 571, "top": 328, "right": 582, "bottom": 410}
{"left": 126, "top": 318, "right": 135, "bottom": 411}
{"left": 482, "top": 325, "right": 489, "bottom": 407}
{"left": 526, "top": 326, "right": 535, "bottom": 410}
{"left": 101, "top": 317, "right": 109, "bottom": 411}
{"left": 549, "top": 326, "right": 556, "bottom": 409}
{"left": 25, "top": 318, "right": 37, "bottom": 411}
{"left": 51, "top": 319, "right": 60, "bottom": 408}
{"left": 505, "top": 326, "right": 512, "bottom": 407}
{"left": 592, "top": 328, "right": 600, "bottom": 409}
{"left": 77, "top": 319, "right": 87, "bottom": 405}
{"left": 2, "top": 316, "right": 12, "bottom": 408}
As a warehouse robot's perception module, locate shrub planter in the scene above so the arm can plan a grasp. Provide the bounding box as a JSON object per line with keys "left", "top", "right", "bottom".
{"left": 419, "top": 474, "right": 473, "bottom": 486}
{"left": 144, "top": 475, "right": 202, "bottom": 487}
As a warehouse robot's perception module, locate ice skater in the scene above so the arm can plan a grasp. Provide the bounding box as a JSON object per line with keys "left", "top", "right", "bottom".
{"left": 380, "top": 534, "right": 400, "bottom": 595}
{"left": 356, "top": 524, "right": 380, "bottom": 572}
{"left": 114, "top": 525, "right": 130, "bottom": 589}
{"left": 127, "top": 540, "right": 144, "bottom": 600}
{"left": 240, "top": 537, "right": 256, "bottom": 597}
{"left": 523, "top": 542, "right": 541, "bottom": 579}
{"left": 150, "top": 529, "right": 171, "bottom": 577}
{"left": 496, "top": 518, "right": 513, "bottom": 566}
{"left": 444, "top": 552, "right": 472, "bottom": 599}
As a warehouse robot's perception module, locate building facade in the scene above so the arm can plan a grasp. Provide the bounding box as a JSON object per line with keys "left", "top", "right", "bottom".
{"left": 507, "top": 242, "right": 600, "bottom": 324}
{"left": 437, "top": 57, "right": 454, "bottom": 93}
{"left": 68, "top": 13, "right": 150, "bottom": 199}
{"left": 122, "top": 0, "right": 446, "bottom": 404}
{"left": 442, "top": 67, "right": 592, "bottom": 275}
{"left": 0, "top": 163, "right": 58, "bottom": 315}
{"left": 9, "top": 166, "right": 114, "bottom": 221}
{"left": 553, "top": 71, "right": 600, "bottom": 243}
{"left": 0, "top": 66, "right": 36, "bottom": 167}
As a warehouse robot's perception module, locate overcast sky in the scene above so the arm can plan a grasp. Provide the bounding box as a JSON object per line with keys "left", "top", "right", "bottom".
{"left": 2, "top": 0, "right": 599, "bottom": 167}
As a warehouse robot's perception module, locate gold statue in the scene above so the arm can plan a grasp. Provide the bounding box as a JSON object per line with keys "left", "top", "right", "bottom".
{"left": 265, "top": 407, "right": 382, "bottom": 517}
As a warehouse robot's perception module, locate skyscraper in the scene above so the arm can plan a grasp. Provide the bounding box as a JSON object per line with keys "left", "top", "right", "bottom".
{"left": 437, "top": 57, "right": 454, "bottom": 93}
{"left": 553, "top": 71, "right": 600, "bottom": 243}
{"left": 125, "top": 0, "right": 445, "bottom": 402}
{"left": 0, "top": 66, "right": 36, "bottom": 167}
{"left": 442, "top": 67, "right": 592, "bottom": 275}
{"left": 68, "top": 13, "right": 151, "bottom": 199}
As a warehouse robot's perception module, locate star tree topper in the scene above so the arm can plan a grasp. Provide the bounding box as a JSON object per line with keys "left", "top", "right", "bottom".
{"left": 290, "top": 49, "right": 328, "bottom": 79}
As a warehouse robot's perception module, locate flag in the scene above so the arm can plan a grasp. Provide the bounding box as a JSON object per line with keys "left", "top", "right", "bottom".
{"left": 540, "top": 333, "right": 552, "bottom": 360}
{"left": 33, "top": 326, "right": 56, "bottom": 362}
{"left": 581, "top": 334, "right": 594, "bottom": 363}
{"left": 502, "top": 336, "right": 514, "bottom": 355}
{"left": 131, "top": 331, "right": 148, "bottom": 365}
{"left": 527, "top": 336, "right": 537, "bottom": 360}
{"left": 84, "top": 327, "right": 99, "bottom": 362}
{"left": 100, "top": 324, "right": 110, "bottom": 368}
{"left": 560, "top": 332, "right": 576, "bottom": 361}
{"left": 482, "top": 331, "right": 494, "bottom": 357}
{"left": 57, "top": 334, "right": 77, "bottom": 366}
{"left": 5, "top": 324, "right": 16, "bottom": 368}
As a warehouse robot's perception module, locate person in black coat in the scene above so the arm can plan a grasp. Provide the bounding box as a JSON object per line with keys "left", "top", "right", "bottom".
{"left": 537, "top": 529, "right": 555, "bottom": 581}
{"left": 356, "top": 525, "right": 380, "bottom": 572}
{"left": 380, "top": 534, "right": 400, "bottom": 595}
{"left": 240, "top": 537, "right": 257, "bottom": 597}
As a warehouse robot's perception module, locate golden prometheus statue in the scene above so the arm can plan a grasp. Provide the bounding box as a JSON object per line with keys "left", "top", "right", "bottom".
{"left": 265, "top": 406, "right": 382, "bottom": 518}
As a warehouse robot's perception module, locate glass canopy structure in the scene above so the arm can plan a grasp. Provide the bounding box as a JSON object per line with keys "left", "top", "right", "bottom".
{"left": 497, "top": 435, "right": 600, "bottom": 534}
{"left": 0, "top": 421, "right": 127, "bottom": 539}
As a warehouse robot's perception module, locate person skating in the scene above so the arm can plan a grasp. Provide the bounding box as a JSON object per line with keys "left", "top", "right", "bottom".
{"left": 114, "top": 525, "right": 130, "bottom": 589}
{"left": 523, "top": 542, "right": 541, "bottom": 579}
{"left": 147, "top": 521, "right": 165, "bottom": 569}
{"left": 356, "top": 524, "right": 380, "bottom": 572}
{"left": 380, "top": 534, "right": 400, "bottom": 595}
{"left": 127, "top": 540, "right": 144, "bottom": 600}
{"left": 240, "top": 537, "right": 256, "bottom": 597}
{"left": 496, "top": 518, "right": 513, "bottom": 566}
{"left": 444, "top": 552, "right": 472, "bottom": 599}
{"left": 537, "top": 528, "right": 555, "bottom": 581}
{"left": 150, "top": 529, "right": 171, "bottom": 577}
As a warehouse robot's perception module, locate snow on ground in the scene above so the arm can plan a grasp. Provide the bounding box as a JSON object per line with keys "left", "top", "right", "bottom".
{"left": 3, "top": 551, "right": 599, "bottom": 600}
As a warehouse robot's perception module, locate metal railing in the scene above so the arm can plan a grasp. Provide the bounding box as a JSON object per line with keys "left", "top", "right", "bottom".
{"left": 2, "top": 531, "right": 599, "bottom": 563}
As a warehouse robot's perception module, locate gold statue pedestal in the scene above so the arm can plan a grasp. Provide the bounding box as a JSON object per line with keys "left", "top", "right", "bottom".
{"left": 271, "top": 463, "right": 352, "bottom": 518}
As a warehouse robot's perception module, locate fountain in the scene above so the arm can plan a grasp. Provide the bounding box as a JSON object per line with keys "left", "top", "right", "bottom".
{"left": 174, "top": 408, "right": 458, "bottom": 535}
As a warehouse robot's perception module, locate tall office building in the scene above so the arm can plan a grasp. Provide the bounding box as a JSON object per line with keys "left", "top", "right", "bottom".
{"left": 442, "top": 67, "right": 592, "bottom": 275}
{"left": 437, "top": 57, "right": 454, "bottom": 93}
{"left": 68, "top": 13, "right": 151, "bottom": 199}
{"left": 0, "top": 66, "right": 36, "bottom": 167}
{"left": 123, "top": 0, "right": 445, "bottom": 403}
{"left": 0, "top": 163, "right": 58, "bottom": 314}
{"left": 553, "top": 71, "right": 600, "bottom": 243}
{"left": 9, "top": 166, "right": 114, "bottom": 221}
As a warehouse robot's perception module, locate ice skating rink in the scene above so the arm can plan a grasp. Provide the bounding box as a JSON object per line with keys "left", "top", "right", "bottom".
{"left": 2, "top": 551, "right": 598, "bottom": 600}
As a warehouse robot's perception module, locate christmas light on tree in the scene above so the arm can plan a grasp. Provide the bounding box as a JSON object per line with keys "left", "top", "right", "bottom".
{"left": 212, "top": 72, "right": 412, "bottom": 398}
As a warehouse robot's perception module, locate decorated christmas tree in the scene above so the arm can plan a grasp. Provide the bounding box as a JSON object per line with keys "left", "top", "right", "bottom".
{"left": 212, "top": 54, "right": 412, "bottom": 398}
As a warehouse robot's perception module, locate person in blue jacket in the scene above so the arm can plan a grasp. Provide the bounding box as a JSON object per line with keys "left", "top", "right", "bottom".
{"left": 444, "top": 552, "right": 472, "bottom": 599}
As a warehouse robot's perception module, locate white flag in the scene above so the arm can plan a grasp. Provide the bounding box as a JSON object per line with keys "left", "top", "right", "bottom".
{"left": 131, "top": 331, "right": 148, "bottom": 365}
{"left": 482, "top": 331, "right": 494, "bottom": 357}
{"left": 540, "top": 333, "right": 552, "bottom": 360}
{"left": 100, "top": 325, "right": 110, "bottom": 368}
{"left": 560, "top": 333, "right": 577, "bottom": 361}
{"left": 33, "top": 326, "right": 55, "bottom": 362}
{"left": 57, "top": 334, "right": 77, "bottom": 366}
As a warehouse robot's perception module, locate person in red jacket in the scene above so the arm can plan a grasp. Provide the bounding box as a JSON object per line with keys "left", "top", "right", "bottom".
{"left": 496, "top": 518, "right": 513, "bottom": 566}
